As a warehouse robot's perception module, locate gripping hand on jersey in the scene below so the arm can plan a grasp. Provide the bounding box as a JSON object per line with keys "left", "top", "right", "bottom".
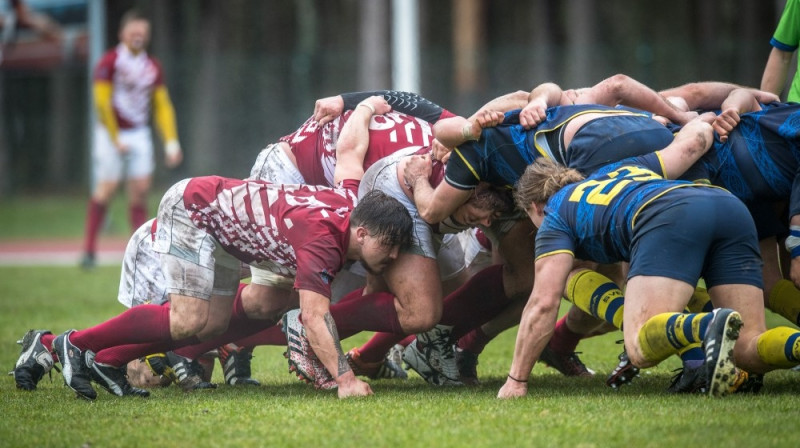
{"left": 403, "top": 153, "right": 433, "bottom": 192}
{"left": 712, "top": 108, "right": 740, "bottom": 143}
{"left": 519, "top": 98, "right": 549, "bottom": 129}
{"left": 313, "top": 95, "right": 345, "bottom": 126}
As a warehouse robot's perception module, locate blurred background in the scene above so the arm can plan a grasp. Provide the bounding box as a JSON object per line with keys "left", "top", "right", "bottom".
{"left": 0, "top": 0, "right": 790, "bottom": 198}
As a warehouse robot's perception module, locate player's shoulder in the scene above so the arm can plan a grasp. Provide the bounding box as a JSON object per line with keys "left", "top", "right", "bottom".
{"left": 94, "top": 48, "right": 120, "bottom": 73}
{"left": 147, "top": 53, "right": 164, "bottom": 71}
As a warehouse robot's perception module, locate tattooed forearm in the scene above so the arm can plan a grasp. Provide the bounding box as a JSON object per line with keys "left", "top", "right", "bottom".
{"left": 324, "top": 312, "right": 351, "bottom": 377}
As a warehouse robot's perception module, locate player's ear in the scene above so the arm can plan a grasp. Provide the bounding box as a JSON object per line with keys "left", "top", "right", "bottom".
{"left": 356, "top": 226, "right": 368, "bottom": 244}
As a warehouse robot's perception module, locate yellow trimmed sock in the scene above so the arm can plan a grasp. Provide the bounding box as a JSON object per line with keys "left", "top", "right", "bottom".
{"left": 565, "top": 270, "right": 624, "bottom": 329}
{"left": 756, "top": 326, "right": 800, "bottom": 368}
{"left": 637, "top": 312, "right": 711, "bottom": 363}
{"left": 767, "top": 279, "right": 800, "bottom": 326}
{"left": 686, "top": 286, "right": 712, "bottom": 313}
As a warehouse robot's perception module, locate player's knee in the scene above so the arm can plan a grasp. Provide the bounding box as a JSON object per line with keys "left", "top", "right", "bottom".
{"left": 200, "top": 319, "right": 229, "bottom": 340}
{"left": 169, "top": 312, "right": 206, "bottom": 340}
{"left": 398, "top": 299, "right": 442, "bottom": 333}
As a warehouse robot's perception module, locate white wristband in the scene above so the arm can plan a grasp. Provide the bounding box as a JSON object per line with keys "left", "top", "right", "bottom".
{"left": 165, "top": 140, "right": 181, "bottom": 158}
{"left": 358, "top": 102, "right": 376, "bottom": 114}
{"left": 786, "top": 225, "right": 800, "bottom": 255}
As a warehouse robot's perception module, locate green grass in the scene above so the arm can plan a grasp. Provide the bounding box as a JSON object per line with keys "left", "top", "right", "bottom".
{"left": 2, "top": 196, "right": 800, "bottom": 447}
{"left": 0, "top": 193, "right": 164, "bottom": 240}
{"left": 1, "top": 266, "right": 800, "bottom": 447}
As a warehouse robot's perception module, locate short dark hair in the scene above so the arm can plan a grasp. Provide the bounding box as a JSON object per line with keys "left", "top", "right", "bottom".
{"left": 120, "top": 10, "right": 148, "bottom": 30}
{"left": 469, "top": 182, "right": 514, "bottom": 214}
{"left": 350, "top": 190, "right": 412, "bottom": 249}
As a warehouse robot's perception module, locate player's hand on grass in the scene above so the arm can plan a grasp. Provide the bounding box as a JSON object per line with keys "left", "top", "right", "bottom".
{"left": 497, "top": 377, "right": 528, "bottom": 399}
{"left": 337, "top": 373, "right": 374, "bottom": 398}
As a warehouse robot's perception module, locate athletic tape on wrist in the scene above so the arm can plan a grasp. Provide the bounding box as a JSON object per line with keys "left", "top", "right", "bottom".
{"left": 462, "top": 122, "right": 477, "bottom": 141}
{"left": 785, "top": 225, "right": 800, "bottom": 258}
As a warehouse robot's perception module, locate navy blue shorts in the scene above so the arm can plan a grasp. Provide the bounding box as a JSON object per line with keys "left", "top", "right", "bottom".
{"left": 629, "top": 191, "right": 763, "bottom": 289}
{"left": 567, "top": 114, "right": 674, "bottom": 175}
{"left": 747, "top": 200, "right": 789, "bottom": 241}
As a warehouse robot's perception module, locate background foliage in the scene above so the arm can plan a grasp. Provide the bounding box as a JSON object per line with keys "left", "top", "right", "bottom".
{"left": 0, "top": 0, "right": 789, "bottom": 196}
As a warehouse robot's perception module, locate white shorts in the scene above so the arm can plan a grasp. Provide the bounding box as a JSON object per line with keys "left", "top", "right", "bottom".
{"left": 359, "top": 147, "right": 439, "bottom": 259}
{"left": 92, "top": 124, "right": 154, "bottom": 183}
{"left": 118, "top": 218, "right": 168, "bottom": 308}
{"left": 248, "top": 143, "right": 306, "bottom": 184}
{"left": 437, "top": 229, "right": 491, "bottom": 281}
{"left": 152, "top": 179, "right": 242, "bottom": 300}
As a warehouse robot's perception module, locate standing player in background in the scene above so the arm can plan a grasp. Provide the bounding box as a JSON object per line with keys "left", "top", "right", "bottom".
{"left": 81, "top": 10, "right": 182, "bottom": 269}
{"left": 762, "top": 0, "right": 800, "bottom": 102}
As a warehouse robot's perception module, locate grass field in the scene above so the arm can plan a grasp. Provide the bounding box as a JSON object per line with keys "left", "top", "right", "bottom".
{"left": 2, "top": 195, "right": 800, "bottom": 447}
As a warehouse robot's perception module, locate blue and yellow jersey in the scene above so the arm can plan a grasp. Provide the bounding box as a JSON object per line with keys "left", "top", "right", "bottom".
{"left": 444, "top": 104, "right": 659, "bottom": 191}
{"left": 536, "top": 152, "right": 724, "bottom": 263}
{"left": 701, "top": 102, "right": 800, "bottom": 212}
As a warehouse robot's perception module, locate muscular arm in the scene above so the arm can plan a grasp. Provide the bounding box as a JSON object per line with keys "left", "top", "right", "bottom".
{"left": 574, "top": 74, "right": 695, "bottom": 125}
{"left": 333, "top": 96, "right": 390, "bottom": 184}
{"left": 299, "top": 289, "right": 370, "bottom": 396}
{"left": 519, "top": 82, "right": 567, "bottom": 128}
{"left": 404, "top": 154, "right": 473, "bottom": 224}
{"left": 470, "top": 90, "right": 530, "bottom": 118}
{"left": 432, "top": 112, "right": 505, "bottom": 149}
{"left": 709, "top": 89, "right": 765, "bottom": 142}
{"left": 658, "top": 81, "right": 772, "bottom": 112}
{"left": 498, "top": 253, "right": 573, "bottom": 399}
{"left": 657, "top": 114, "right": 714, "bottom": 179}
{"left": 761, "top": 47, "right": 794, "bottom": 98}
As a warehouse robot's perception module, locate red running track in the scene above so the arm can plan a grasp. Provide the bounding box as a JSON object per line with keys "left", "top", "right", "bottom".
{"left": 0, "top": 237, "right": 128, "bottom": 266}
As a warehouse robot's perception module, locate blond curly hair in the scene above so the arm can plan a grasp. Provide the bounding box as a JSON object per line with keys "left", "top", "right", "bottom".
{"left": 514, "top": 159, "right": 584, "bottom": 211}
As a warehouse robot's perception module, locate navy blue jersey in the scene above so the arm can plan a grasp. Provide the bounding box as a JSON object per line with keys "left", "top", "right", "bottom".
{"left": 536, "top": 152, "right": 727, "bottom": 263}
{"left": 700, "top": 102, "right": 800, "bottom": 215}
{"left": 444, "top": 104, "right": 670, "bottom": 190}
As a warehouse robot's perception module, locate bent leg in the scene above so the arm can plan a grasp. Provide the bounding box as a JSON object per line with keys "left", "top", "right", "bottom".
{"left": 623, "top": 275, "right": 695, "bottom": 368}
{"left": 383, "top": 253, "right": 443, "bottom": 333}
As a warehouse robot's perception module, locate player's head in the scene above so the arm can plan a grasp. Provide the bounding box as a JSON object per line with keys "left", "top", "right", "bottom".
{"left": 350, "top": 190, "right": 412, "bottom": 274}
{"left": 119, "top": 10, "right": 150, "bottom": 54}
{"left": 449, "top": 182, "right": 514, "bottom": 228}
{"left": 514, "top": 159, "right": 583, "bottom": 225}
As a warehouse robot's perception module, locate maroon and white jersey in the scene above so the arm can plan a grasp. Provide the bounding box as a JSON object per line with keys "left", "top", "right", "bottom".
{"left": 183, "top": 177, "right": 359, "bottom": 297}
{"left": 94, "top": 44, "right": 164, "bottom": 129}
{"left": 281, "top": 109, "right": 455, "bottom": 187}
